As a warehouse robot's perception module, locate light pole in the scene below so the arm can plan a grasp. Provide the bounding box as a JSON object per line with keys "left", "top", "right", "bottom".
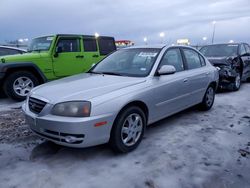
{"left": 211, "top": 21, "right": 216, "bottom": 44}
{"left": 143, "top": 37, "right": 148, "bottom": 45}
{"left": 159, "top": 32, "right": 165, "bottom": 44}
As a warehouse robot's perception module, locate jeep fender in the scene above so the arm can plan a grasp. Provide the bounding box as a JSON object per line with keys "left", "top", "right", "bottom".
{"left": 0, "top": 62, "right": 47, "bottom": 83}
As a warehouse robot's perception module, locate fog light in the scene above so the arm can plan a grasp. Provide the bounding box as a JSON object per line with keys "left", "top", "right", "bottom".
{"left": 65, "top": 136, "right": 77, "bottom": 143}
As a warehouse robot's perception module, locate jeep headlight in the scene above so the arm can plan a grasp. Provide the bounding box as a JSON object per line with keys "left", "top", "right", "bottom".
{"left": 51, "top": 101, "right": 91, "bottom": 117}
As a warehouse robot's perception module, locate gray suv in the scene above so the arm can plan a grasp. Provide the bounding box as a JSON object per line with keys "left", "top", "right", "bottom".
{"left": 23, "top": 45, "right": 219, "bottom": 153}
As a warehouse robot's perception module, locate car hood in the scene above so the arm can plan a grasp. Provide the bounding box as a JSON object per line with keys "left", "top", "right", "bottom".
{"left": 31, "top": 73, "right": 146, "bottom": 103}
{"left": 207, "top": 56, "right": 237, "bottom": 66}
{"left": 1, "top": 52, "right": 49, "bottom": 63}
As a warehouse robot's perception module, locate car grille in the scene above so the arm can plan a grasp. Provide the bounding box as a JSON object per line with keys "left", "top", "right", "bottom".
{"left": 29, "top": 97, "right": 47, "bottom": 114}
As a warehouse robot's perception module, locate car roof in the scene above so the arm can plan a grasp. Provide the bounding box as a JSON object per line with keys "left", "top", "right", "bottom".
{"left": 123, "top": 44, "right": 197, "bottom": 50}
{"left": 33, "top": 34, "right": 114, "bottom": 39}
{"left": 0, "top": 45, "right": 26, "bottom": 52}
{"left": 201, "top": 43, "right": 241, "bottom": 47}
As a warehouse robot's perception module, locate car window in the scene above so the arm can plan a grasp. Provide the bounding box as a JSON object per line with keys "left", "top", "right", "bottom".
{"left": 199, "top": 55, "right": 206, "bottom": 66}
{"left": 98, "top": 38, "right": 116, "bottom": 55}
{"left": 0, "top": 48, "right": 20, "bottom": 56}
{"left": 244, "top": 44, "right": 250, "bottom": 54}
{"left": 83, "top": 38, "right": 97, "bottom": 52}
{"left": 239, "top": 44, "right": 246, "bottom": 55}
{"left": 57, "top": 38, "right": 80, "bottom": 52}
{"left": 183, "top": 49, "right": 202, "bottom": 69}
{"left": 159, "top": 48, "right": 184, "bottom": 72}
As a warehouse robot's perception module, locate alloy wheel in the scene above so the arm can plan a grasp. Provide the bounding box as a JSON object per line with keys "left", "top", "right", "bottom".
{"left": 13, "top": 76, "right": 34, "bottom": 97}
{"left": 121, "top": 113, "right": 143, "bottom": 147}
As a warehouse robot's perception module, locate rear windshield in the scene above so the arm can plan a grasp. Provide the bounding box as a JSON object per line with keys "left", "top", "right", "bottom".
{"left": 200, "top": 44, "right": 238, "bottom": 57}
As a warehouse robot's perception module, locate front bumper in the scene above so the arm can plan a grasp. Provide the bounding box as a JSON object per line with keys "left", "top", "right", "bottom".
{"left": 217, "top": 66, "right": 238, "bottom": 89}
{"left": 22, "top": 102, "right": 116, "bottom": 148}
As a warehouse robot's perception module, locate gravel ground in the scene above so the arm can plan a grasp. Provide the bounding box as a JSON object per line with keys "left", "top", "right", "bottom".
{"left": 0, "top": 84, "right": 250, "bottom": 188}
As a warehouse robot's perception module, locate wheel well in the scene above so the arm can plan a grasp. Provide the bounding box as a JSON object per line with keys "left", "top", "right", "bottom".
{"left": 117, "top": 101, "right": 149, "bottom": 123}
{"left": 209, "top": 81, "right": 217, "bottom": 90}
{"left": 4, "top": 67, "right": 45, "bottom": 84}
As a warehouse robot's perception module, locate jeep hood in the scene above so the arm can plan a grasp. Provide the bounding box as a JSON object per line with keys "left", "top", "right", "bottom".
{"left": 31, "top": 73, "right": 146, "bottom": 103}
{"left": 1, "top": 52, "right": 49, "bottom": 63}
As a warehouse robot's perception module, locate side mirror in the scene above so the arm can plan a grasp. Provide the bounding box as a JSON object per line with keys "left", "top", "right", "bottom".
{"left": 54, "top": 46, "right": 62, "bottom": 57}
{"left": 157, "top": 65, "right": 176, "bottom": 75}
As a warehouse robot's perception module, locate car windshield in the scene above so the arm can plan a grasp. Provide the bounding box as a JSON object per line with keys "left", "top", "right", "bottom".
{"left": 90, "top": 48, "right": 160, "bottom": 77}
{"left": 27, "top": 36, "right": 54, "bottom": 52}
{"left": 200, "top": 44, "right": 238, "bottom": 57}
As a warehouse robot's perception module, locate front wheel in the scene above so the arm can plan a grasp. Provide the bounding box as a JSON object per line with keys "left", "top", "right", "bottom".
{"left": 230, "top": 72, "right": 241, "bottom": 91}
{"left": 3, "top": 71, "right": 39, "bottom": 101}
{"left": 109, "top": 106, "right": 146, "bottom": 153}
{"left": 199, "top": 85, "right": 215, "bottom": 111}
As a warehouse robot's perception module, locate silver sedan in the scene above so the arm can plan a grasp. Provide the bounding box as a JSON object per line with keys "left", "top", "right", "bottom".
{"left": 23, "top": 45, "right": 219, "bottom": 153}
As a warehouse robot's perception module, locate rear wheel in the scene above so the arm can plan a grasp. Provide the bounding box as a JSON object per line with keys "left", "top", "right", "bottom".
{"left": 199, "top": 85, "right": 215, "bottom": 111}
{"left": 109, "top": 106, "right": 146, "bottom": 153}
{"left": 3, "top": 71, "right": 39, "bottom": 101}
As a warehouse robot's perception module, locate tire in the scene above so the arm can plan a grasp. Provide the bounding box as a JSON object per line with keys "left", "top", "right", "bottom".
{"left": 199, "top": 85, "right": 215, "bottom": 111}
{"left": 3, "top": 71, "right": 39, "bottom": 101}
{"left": 109, "top": 106, "right": 146, "bottom": 153}
{"left": 230, "top": 72, "right": 241, "bottom": 91}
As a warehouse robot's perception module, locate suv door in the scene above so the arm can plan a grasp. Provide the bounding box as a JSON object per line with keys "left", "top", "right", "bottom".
{"left": 151, "top": 48, "right": 190, "bottom": 120}
{"left": 182, "top": 48, "right": 210, "bottom": 104}
{"left": 52, "top": 36, "right": 85, "bottom": 77}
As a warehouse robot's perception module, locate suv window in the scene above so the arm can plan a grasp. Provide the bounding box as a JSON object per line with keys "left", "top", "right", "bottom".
{"left": 239, "top": 44, "right": 246, "bottom": 55}
{"left": 98, "top": 38, "right": 116, "bottom": 55}
{"left": 159, "top": 48, "right": 184, "bottom": 72}
{"left": 83, "top": 38, "right": 97, "bottom": 52}
{"left": 244, "top": 44, "right": 250, "bottom": 54}
{"left": 183, "top": 49, "right": 202, "bottom": 69}
{"left": 57, "top": 38, "right": 80, "bottom": 52}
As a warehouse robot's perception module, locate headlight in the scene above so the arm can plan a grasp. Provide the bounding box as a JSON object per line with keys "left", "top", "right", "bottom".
{"left": 51, "top": 101, "right": 91, "bottom": 117}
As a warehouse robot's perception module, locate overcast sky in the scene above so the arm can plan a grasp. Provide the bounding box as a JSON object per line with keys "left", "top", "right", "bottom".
{"left": 0, "top": 0, "right": 250, "bottom": 45}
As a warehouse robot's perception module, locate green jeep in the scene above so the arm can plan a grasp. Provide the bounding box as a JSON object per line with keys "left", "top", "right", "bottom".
{"left": 0, "top": 34, "right": 116, "bottom": 101}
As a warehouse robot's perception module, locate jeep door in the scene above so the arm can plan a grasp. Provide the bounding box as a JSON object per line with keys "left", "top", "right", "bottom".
{"left": 82, "top": 37, "right": 101, "bottom": 71}
{"left": 52, "top": 36, "right": 85, "bottom": 77}
{"left": 181, "top": 48, "right": 210, "bottom": 104}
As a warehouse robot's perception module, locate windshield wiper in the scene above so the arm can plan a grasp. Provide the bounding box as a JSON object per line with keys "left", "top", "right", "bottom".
{"left": 90, "top": 71, "right": 123, "bottom": 76}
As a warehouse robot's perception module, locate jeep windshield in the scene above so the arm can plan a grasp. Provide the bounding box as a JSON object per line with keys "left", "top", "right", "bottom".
{"left": 27, "top": 36, "right": 54, "bottom": 52}
{"left": 200, "top": 44, "right": 238, "bottom": 57}
{"left": 90, "top": 48, "right": 160, "bottom": 77}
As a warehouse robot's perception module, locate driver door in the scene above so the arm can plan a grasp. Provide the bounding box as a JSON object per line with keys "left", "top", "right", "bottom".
{"left": 52, "top": 36, "right": 85, "bottom": 77}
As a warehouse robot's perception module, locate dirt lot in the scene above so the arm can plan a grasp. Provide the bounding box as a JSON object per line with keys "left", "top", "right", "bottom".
{"left": 0, "top": 85, "right": 250, "bottom": 188}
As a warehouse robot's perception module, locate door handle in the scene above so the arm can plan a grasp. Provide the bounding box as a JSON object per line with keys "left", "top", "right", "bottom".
{"left": 183, "top": 78, "right": 188, "bottom": 83}
{"left": 206, "top": 72, "right": 209, "bottom": 75}
{"left": 92, "top": 54, "right": 99, "bottom": 58}
{"left": 76, "top": 55, "right": 84, "bottom": 58}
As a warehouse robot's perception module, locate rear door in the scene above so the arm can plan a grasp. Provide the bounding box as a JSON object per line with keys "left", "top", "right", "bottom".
{"left": 97, "top": 37, "right": 116, "bottom": 60}
{"left": 82, "top": 37, "right": 100, "bottom": 71}
{"left": 52, "top": 36, "right": 85, "bottom": 77}
{"left": 182, "top": 48, "right": 210, "bottom": 105}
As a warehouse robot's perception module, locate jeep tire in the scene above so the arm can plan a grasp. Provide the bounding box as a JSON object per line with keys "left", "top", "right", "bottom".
{"left": 3, "top": 71, "right": 39, "bottom": 101}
